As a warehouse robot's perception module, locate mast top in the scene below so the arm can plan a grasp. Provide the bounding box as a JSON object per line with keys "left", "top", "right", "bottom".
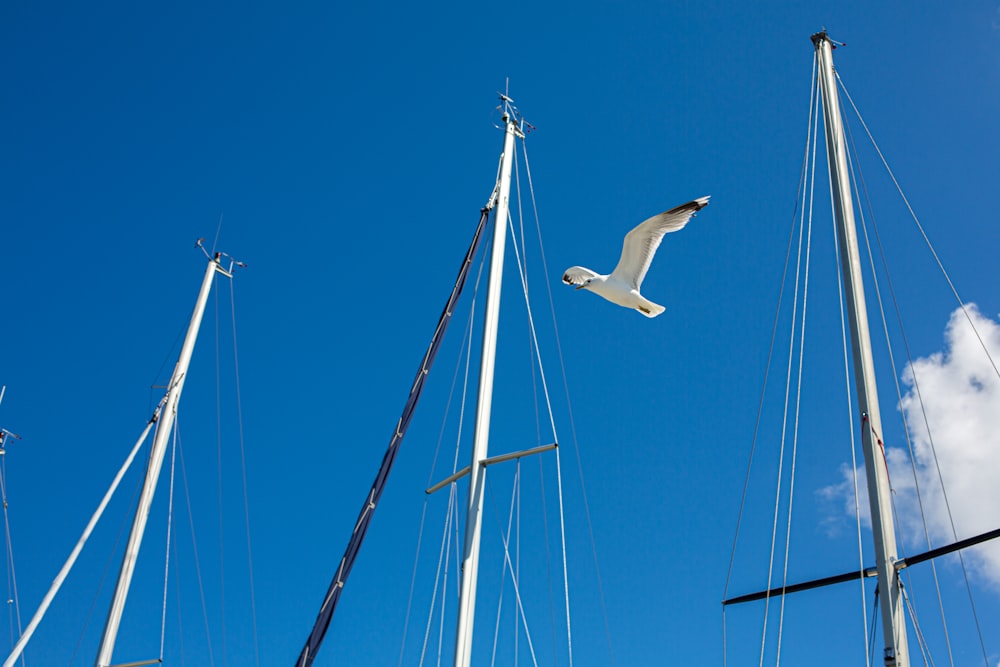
{"left": 195, "top": 237, "right": 246, "bottom": 276}
{"left": 496, "top": 92, "right": 529, "bottom": 136}
{"left": 811, "top": 30, "right": 845, "bottom": 49}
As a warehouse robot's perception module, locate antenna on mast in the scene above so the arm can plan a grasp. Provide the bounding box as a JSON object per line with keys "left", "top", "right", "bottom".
{"left": 0, "top": 387, "right": 22, "bottom": 454}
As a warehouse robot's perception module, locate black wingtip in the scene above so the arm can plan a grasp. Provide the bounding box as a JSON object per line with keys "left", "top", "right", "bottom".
{"left": 666, "top": 196, "right": 711, "bottom": 216}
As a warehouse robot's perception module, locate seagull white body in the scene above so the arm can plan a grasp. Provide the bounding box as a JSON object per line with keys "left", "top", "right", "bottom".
{"left": 562, "top": 196, "right": 709, "bottom": 317}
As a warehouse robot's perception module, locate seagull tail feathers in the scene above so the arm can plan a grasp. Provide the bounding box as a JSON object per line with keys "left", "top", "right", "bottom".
{"left": 636, "top": 299, "right": 665, "bottom": 318}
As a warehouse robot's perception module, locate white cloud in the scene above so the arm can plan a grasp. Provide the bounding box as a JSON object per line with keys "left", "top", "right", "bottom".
{"left": 822, "top": 305, "right": 1000, "bottom": 587}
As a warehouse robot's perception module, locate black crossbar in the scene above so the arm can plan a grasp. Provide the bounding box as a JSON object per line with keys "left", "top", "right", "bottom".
{"left": 723, "top": 526, "right": 1000, "bottom": 607}
{"left": 723, "top": 567, "right": 876, "bottom": 606}
{"left": 900, "top": 526, "right": 1000, "bottom": 569}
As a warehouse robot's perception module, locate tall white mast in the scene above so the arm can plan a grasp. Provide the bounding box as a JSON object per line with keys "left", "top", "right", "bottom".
{"left": 95, "top": 250, "right": 233, "bottom": 667}
{"left": 812, "top": 31, "right": 910, "bottom": 667}
{"left": 452, "top": 96, "right": 523, "bottom": 667}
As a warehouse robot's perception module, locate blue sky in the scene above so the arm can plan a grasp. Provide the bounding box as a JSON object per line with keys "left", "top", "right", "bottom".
{"left": 2, "top": 1, "right": 999, "bottom": 666}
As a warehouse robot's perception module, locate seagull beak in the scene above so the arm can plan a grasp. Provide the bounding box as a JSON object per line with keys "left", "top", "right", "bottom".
{"left": 575, "top": 284, "right": 585, "bottom": 290}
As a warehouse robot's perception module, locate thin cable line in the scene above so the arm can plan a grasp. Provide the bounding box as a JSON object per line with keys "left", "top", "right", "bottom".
{"left": 177, "top": 424, "right": 217, "bottom": 667}
{"left": 521, "top": 137, "right": 611, "bottom": 667}
{"left": 213, "top": 276, "right": 228, "bottom": 667}
{"left": 775, "top": 75, "right": 820, "bottom": 665}
{"left": 835, "top": 72, "right": 999, "bottom": 382}
{"left": 723, "top": 54, "right": 817, "bottom": 667}
{"left": 485, "top": 477, "right": 540, "bottom": 667}
{"left": 759, "top": 65, "right": 816, "bottom": 667}
{"left": 840, "top": 104, "right": 949, "bottom": 665}
{"left": 160, "top": 421, "right": 179, "bottom": 660}
{"left": 227, "top": 277, "right": 260, "bottom": 667}
{"left": 838, "top": 76, "right": 989, "bottom": 666}
{"left": 0, "top": 453, "right": 24, "bottom": 667}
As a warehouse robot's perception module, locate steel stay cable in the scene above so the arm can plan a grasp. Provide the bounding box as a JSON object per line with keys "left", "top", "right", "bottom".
{"left": 722, "top": 53, "right": 818, "bottom": 667}
{"left": 226, "top": 263, "right": 260, "bottom": 667}
{"left": 0, "top": 448, "right": 23, "bottom": 663}
{"left": 520, "top": 137, "right": 591, "bottom": 667}
{"left": 840, "top": 107, "right": 954, "bottom": 667}
{"left": 159, "top": 418, "right": 178, "bottom": 660}
{"left": 485, "top": 474, "right": 540, "bottom": 667}
{"left": 176, "top": 422, "right": 217, "bottom": 667}
{"left": 775, "top": 70, "right": 820, "bottom": 666}
{"left": 835, "top": 73, "right": 1000, "bottom": 382}
{"left": 212, "top": 274, "right": 229, "bottom": 667}
{"left": 417, "top": 489, "right": 456, "bottom": 667}
{"left": 837, "top": 74, "right": 990, "bottom": 666}
{"left": 489, "top": 465, "right": 518, "bottom": 667}
{"left": 775, "top": 75, "right": 816, "bottom": 664}
{"left": 505, "top": 181, "right": 576, "bottom": 665}
{"left": 759, "top": 60, "right": 818, "bottom": 667}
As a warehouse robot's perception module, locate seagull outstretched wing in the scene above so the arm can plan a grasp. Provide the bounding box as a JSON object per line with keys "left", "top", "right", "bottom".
{"left": 609, "top": 196, "right": 710, "bottom": 290}
{"left": 562, "top": 266, "right": 599, "bottom": 286}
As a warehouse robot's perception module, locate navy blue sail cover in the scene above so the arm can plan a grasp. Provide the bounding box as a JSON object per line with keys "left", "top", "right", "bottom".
{"left": 295, "top": 208, "right": 490, "bottom": 667}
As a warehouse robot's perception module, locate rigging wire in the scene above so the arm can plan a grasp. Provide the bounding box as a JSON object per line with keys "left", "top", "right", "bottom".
{"left": 172, "top": 537, "right": 188, "bottom": 665}
{"left": 488, "top": 465, "right": 518, "bottom": 667}
{"left": 176, "top": 424, "right": 217, "bottom": 667}
{"left": 868, "top": 589, "right": 880, "bottom": 667}
{"left": 837, "top": 75, "right": 991, "bottom": 666}
{"left": 213, "top": 270, "right": 229, "bottom": 667}
{"left": 160, "top": 418, "right": 179, "bottom": 661}
{"left": 900, "top": 585, "right": 935, "bottom": 667}
{"left": 417, "top": 487, "right": 457, "bottom": 667}
{"left": 0, "top": 449, "right": 23, "bottom": 667}
{"left": 485, "top": 475, "right": 540, "bottom": 667}
{"left": 721, "top": 50, "right": 817, "bottom": 667}
{"left": 774, "top": 75, "right": 819, "bottom": 665}
{"left": 840, "top": 102, "right": 954, "bottom": 667}
{"left": 510, "top": 147, "right": 558, "bottom": 667}
{"left": 227, "top": 270, "right": 261, "bottom": 667}
{"left": 211, "top": 214, "right": 224, "bottom": 256}
{"left": 506, "top": 204, "right": 574, "bottom": 667}
{"left": 504, "top": 166, "right": 575, "bottom": 667}
{"left": 520, "top": 136, "right": 609, "bottom": 667}
{"left": 514, "top": 112, "right": 562, "bottom": 667}
{"left": 445, "top": 490, "right": 463, "bottom": 666}
{"left": 758, "top": 62, "right": 818, "bottom": 667}
{"left": 834, "top": 73, "right": 1000, "bottom": 382}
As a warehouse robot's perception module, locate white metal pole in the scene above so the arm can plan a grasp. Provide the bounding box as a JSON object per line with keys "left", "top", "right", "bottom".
{"left": 3, "top": 411, "right": 160, "bottom": 667}
{"left": 453, "top": 104, "right": 520, "bottom": 667}
{"left": 812, "top": 31, "right": 909, "bottom": 667}
{"left": 94, "top": 255, "right": 226, "bottom": 667}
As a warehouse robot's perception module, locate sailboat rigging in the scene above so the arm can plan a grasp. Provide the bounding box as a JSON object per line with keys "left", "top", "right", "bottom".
{"left": 4, "top": 246, "right": 246, "bottom": 667}
{"left": 295, "top": 94, "right": 589, "bottom": 667}
{"left": 722, "top": 31, "right": 999, "bottom": 667}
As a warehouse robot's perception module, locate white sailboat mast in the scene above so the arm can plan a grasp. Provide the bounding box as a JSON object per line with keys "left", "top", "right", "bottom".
{"left": 812, "top": 31, "right": 910, "bottom": 667}
{"left": 453, "top": 98, "right": 523, "bottom": 667}
{"left": 95, "top": 252, "right": 231, "bottom": 667}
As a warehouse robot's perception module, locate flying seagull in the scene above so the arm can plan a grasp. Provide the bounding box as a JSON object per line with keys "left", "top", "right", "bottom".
{"left": 561, "top": 196, "right": 710, "bottom": 318}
